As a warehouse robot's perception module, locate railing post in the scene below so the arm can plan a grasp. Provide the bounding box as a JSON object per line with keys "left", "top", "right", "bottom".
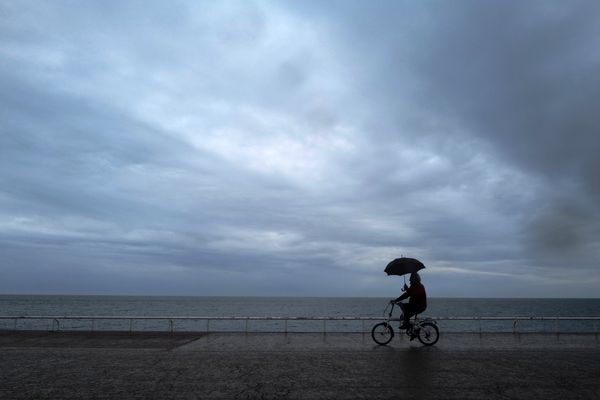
{"left": 54, "top": 319, "right": 60, "bottom": 332}
{"left": 13, "top": 318, "right": 17, "bottom": 331}
{"left": 284, "top": 319, "right": 287, "bottom": 334}
{"left": 323, "top": 320, "right": 326, "bottom": 334}
{"left": 513, "top": 320, "right": 518, "bottom": 334}
{"left": 169, "top": 319, "right": 174, "bottom": 333}
{"left": 245, "top": 318, "right": 248, "bottom": 333}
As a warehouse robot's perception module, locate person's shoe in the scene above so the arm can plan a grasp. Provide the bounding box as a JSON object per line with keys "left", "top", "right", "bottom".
{"left": 399, "top": 323, "right": 410, "bottom": 330}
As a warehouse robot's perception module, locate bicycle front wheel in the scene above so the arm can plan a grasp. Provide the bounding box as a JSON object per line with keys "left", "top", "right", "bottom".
{"left": 417, "top": 322, "right": 439, "bottom": 346}
{"left": 371, "top": 322, "right": 394, "bottom": 345}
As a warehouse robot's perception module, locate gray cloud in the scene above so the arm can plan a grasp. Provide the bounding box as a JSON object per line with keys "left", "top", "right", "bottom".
{"left": 408, "top": 1, "right": 600, "bottom": 265}
{"left": 1, "top": 0, "right": 599, "bottom": 296}
{"left": 303, "top": 0, "right": 600, "bottom": 267}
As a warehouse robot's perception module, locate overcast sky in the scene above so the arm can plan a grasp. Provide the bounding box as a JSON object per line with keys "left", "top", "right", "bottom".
{"left": 1, "top": 0, "right": 599, "bottom": 297}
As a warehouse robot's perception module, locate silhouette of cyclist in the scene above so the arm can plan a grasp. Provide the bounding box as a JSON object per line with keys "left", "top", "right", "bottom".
{"left": 391, "top": 272, "right": 427, "bottom": 329}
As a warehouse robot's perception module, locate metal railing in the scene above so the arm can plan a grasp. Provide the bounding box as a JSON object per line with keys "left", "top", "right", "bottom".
{"left": 1, "top": 316, "right": 376, "bottom": 334}
{"left": 1, "top": 315, "right": 600, "bottom": 334}
{"left": 433, "top": 316, "right": 600, "bottom": 334}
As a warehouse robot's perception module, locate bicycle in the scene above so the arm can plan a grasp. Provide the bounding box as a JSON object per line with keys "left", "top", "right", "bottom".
{"left": 371, "top": 301, "right": 439, "bottom": 346}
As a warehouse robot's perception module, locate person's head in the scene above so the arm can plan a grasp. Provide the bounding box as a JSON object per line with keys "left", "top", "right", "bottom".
{"left": 409, "top": 272, "right": 421, "bottom": 285}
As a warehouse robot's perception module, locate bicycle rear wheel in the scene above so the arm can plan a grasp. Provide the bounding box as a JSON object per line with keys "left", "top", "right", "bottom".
{"left": 371, "top": 322, "right": 394, "bottom": 345}
{"left": 416, "top": 322, "right": 439, "bottom": 346}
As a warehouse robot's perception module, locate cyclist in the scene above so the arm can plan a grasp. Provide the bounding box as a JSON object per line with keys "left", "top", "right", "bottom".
{"left": 391, "top": 272, "right": 427, "bottom": 329}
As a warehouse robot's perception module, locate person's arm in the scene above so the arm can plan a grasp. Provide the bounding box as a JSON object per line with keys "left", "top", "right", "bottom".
{"left": 394, "top": 291, "right": 409, "bottom": 303}
{"left": 393, "top": 285, "right": 417, "bottom": 302}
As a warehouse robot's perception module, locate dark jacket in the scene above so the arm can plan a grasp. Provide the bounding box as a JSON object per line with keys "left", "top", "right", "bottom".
{"left": 395, "top": 282, "right": 427, "bottom": 313}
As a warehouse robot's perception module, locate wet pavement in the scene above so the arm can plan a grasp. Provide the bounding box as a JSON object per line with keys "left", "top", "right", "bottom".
{"left": 1, "top": 331, "right": 599, "bottom": 399}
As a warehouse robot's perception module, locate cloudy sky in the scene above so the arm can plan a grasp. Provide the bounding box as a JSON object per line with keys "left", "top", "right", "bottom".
{"left": 1, "top": 0, "right": 599, "bottom": 297}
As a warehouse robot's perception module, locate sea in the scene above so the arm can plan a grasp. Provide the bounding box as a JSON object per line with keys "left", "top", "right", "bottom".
{"left": 1, "top": 295, "right": 599, "bottom": 333}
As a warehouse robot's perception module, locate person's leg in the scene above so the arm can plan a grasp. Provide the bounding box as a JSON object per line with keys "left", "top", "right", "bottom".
{"left": 398, "top": 303, "right": 405, "bottom": 325}
{"left": 400, "top": 304, "right": 416, "bottom": 328}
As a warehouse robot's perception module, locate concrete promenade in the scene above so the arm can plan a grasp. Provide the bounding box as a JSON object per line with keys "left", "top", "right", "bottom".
{"left": 1, "top": 331, "right": 599, "bottom": 399}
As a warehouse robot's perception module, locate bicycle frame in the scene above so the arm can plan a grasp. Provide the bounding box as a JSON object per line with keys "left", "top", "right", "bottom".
{"left": 383, "top": 302, "right": 400, "bottom": 324}
{"left": 383, "top": 302, "right": 437, "bottom": 330}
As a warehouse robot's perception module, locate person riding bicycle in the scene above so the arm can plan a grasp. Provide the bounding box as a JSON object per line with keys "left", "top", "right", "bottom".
{"left": 391, "top": 272, "right": 427, "bottom": 329}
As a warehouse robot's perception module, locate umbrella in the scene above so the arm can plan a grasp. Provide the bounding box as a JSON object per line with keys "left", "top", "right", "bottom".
{"left": 384, "top": 257, "right": 425, "bottom": 276}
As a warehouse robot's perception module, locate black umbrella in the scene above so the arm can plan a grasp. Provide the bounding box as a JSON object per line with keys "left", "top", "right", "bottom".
{"left": 384, "top": 257, "right": 425, "bottom": 276}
